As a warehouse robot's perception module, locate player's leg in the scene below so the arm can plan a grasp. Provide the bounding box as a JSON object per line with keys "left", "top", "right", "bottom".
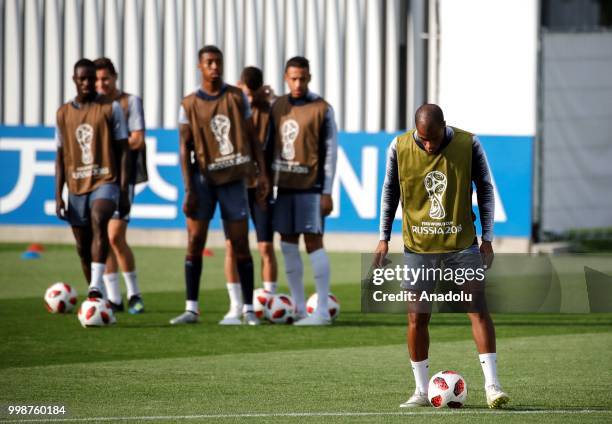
{"left": 170, "top": 171, "right": 214, "bottom": 325}
{"left": 250, "top": 187, "right": 278, "bottom": 294}
{"left": 468, "top": 310, "right": 508, "bottom": 407}
{"left": 274, "top": 193, "right": 306, "bottom": 318}
{"left": 293, "top": 232, "right": 331, "bottom": 326}
{"left": 400, "top": 252, "right": 438, "bottom": 407}
{"left": 258, "top": 241, "right": 277, "bottom": 293}
{"left": 293, "top": 193, "right": 330, "bottom": 326}
{"left": 104, "top": 220, "right": 126, "bottom": 311}
{"left": 67, "top": 191, "right": 93, "bottom": 285}
{"left": 108, "top": 216, "right": 144, "bottom": 314}
{"left": 88, "top": 197, "right": 116, "bottom": 298}
{"left": 224, "top": 218, "right": 257, "bottom": 324}
{"left": 279, "top": 232, "right": 305, "bottom": 316}
{"left": 218, "top": 179, "right": 258, "bottom": 325}
{"left": 71, "top": 225, "right": 93, "bottom": 285}
{"left": 400, "top": 311, "right": 432, "bottom": 407}
{"left": 446, "top": 245, "right": 508, "bottom": 408}
{"left": 219, "top": 231, "right": 243, "bottom": 325}
{"left": 170, "top": 217, "right": 209, "bottom": 324}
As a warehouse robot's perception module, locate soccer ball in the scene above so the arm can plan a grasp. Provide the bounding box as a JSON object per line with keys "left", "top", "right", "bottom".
{"left": 253, "top": 288, "right": 273, "bottom": 319}
{"left": 428, "top": 370, "right": 468, "bottom": 408}
{"left": 306, "top": 293, "right": 340, "bottom": 321}
{"left": 44, "top": 282, "right": 78, "bottom": 313}
{"left": 78, "top": 298, "right": 115, "bottom": 327}
{"left": 266, "top": 294, "right": 296, "bottom": 324}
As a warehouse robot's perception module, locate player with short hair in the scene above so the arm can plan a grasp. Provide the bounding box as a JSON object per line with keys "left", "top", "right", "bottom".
{"left": 268, "top": 56, "right": 338, "bottom": 326}
{"left": 219, "top": 66, "right": 278, "bottom": 325}
{"left": 94, "top": 57, "right": 146, "bottom": 314}
{"left": 55, "top": 58, "right": 130, "bottom": 300}
{"left": 374, "top": 104, "right": 509, "bottom": 408}
{"left": 171, "top": 46, "right": 270, "bottom": 325}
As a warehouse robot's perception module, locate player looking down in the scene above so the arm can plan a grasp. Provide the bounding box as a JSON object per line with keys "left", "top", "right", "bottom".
{"left": 374, "top": 104, "right": 509, "bottom": 408}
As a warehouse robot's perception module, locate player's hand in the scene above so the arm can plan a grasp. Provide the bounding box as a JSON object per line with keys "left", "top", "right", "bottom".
{"left": 183, "top": 190, "right": 199, "bottom": 218}
{"left": 55, "top": 196, "right": 67, "bottom": 221}
{"left": 320, "top": 194, "right": 333, "bottom": 217}
{"left": 373, "top": 240, "right": 389, "bottom": 268}
{"left": 118, "top": 190, "right": 131, "bottom": 218}
{"left": 480, "top": 240, "right": 494, "bottom": 270}
{"left": 256, "top": 174, "right": 270, "bottom": 209}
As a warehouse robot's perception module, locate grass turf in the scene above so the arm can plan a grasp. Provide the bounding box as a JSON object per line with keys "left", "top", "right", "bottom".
{"left": 1, "top": 243, "right": 611, "bottom": 423}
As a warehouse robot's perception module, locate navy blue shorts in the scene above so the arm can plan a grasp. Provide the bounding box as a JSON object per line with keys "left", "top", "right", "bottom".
{"left": 248, "top": 188, "right": 274, "bottom": 242}
{"left": 273, "top": 192, "right": 324, "bottom": 235}
{"left": 190, "top": 172, "right": 249, "bottom": 222}
{"left": 67, "top": 183, "right": 119, "bottom": 227}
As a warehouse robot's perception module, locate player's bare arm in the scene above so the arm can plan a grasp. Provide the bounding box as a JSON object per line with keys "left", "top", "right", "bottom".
{"left": 247, "top": 120, "right": 270, "bottom": 207}
{"left": 54, "top": 146, "right": 66, "bottom": 220}
{"left": 128, "top": 130, "right": 145, "bottom": 151}
{"left": 320, "top": 194, "right": 333, "bottom": 217}
{"left": 179, "top": 123, "right": 198, "bottom": 217}
{"left": 117, "top": 137, "right": 131, "bottom": 217}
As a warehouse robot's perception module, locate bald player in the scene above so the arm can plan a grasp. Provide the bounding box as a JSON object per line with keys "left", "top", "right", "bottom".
{"left": 374, "top": 104, "right": 509, "bottom": 408}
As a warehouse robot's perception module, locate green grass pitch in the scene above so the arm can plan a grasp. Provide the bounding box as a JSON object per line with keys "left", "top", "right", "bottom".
{"left": 1, "top": 243, "right": 611, "bottom": 423}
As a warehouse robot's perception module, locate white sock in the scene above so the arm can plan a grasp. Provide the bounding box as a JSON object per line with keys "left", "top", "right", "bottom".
{"left": 243, "top": 304, "right": 254, "bottom": 313}
{"left": 103, "top": 273, "right": 122, "bottom": 304}
{"left": 226, "top": 282, "right": 243, "bottom": 313}
{"left": 263, "top": 281, "right": 277, "bottom": 294}
{"left": 411, "top": 359, "right": 430, "bottom": 394}
{"left": 280, "top": 241, "right": 305, "bottom": 315}
{"left": 123, "top": 271, "right": 140, "bottom": 299}
{"left": 309, "top": 248, "right": 330, "bottom": 319}
{"left": 479, "top": 353, "right": 500, "bottom": 387}
{"left": 186, "top": 300, "right": 198, "bottom": 314}
{"left": 90, "top": 262, "right": 106, "bottom": 295}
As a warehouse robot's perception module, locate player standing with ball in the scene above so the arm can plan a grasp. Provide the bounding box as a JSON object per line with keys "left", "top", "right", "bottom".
{"left": 94, "top": 57, "right": 147, "bottom": 315}
{"left": 54, "top": 59, "right": 130, "bottom": 300}
{"left": 220, "top": 66, "right": 278, "bottom": 325}
{"left": 268, "top": 56, "right": 338, "bottom": 326}
{"left": 374, "top": 104, "right": 509, "bottom": 408}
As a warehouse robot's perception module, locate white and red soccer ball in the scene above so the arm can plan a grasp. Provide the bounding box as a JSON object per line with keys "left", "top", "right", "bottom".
{"left": 44, "top": 282, "right": 78, "bottom": 313}
{"left": 253, "top": 288, "right": 273, "bottom": 319}
{"left": 306, "top": 293, "right": 340, "bottom": 321}
{"left": 78, "top": 298, "right": 116, "bottom": 327}
{"left": 265, "top": 293, "right": 296, "bottom": 324}
{"left": 428, "top": 370, "right": 468, "bottom": 408}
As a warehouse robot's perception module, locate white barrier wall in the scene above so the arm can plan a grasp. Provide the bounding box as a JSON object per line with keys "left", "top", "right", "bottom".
{"left": 2, "top": 0, "right": 422, "bottom": 132}
{"left": 2, "top": 0, "right": 538, "bottom": 135}
{"left": 438, "top": 0, "right": 538, "bottom": 136}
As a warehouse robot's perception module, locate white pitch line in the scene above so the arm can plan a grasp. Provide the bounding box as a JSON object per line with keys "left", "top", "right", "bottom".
{"left": 1, "top": 409, "right": 611, "bottom": 423}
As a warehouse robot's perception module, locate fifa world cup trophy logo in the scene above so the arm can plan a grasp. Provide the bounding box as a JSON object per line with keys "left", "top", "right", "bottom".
{"left": 424, "top": 171, "right": 447, "bottom": 219}
{"left": 210, "top": 114, "right": 234, "bottom": 156}
{"left": 75, "top": 123, "right": 94, "bottom": 165}
{"left": 280, "top": 119, "right": 299, "bottom": 160}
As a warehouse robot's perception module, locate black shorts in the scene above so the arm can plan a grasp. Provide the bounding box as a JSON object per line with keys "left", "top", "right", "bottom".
{"left": 247, "top": 188, "right": 274, "bottom": 242}
{"left": 190, "top": 172, "right": 249, "bottom": 222}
